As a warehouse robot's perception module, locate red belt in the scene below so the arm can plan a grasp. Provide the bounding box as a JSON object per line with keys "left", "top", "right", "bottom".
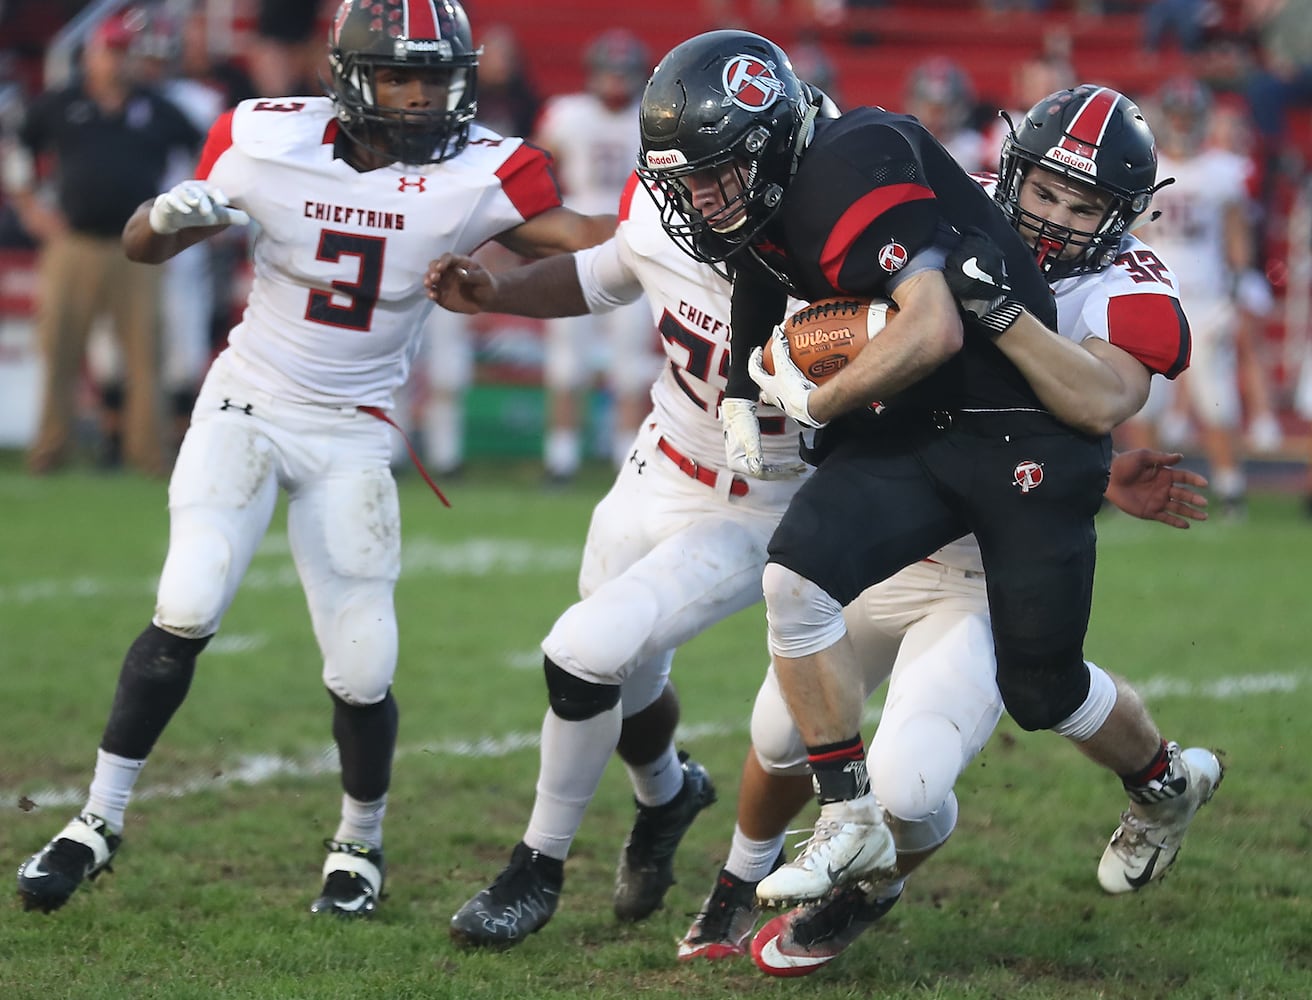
{"left": 657, "top": 436, "right": 749, "bottom": 497}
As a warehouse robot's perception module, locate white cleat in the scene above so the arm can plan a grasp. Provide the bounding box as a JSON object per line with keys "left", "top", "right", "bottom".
{"left": 756, "top": 795, "right": 897, "bottom": 907}
{"left": 1098, "top": 745, "right": 1224, "bottom": 895}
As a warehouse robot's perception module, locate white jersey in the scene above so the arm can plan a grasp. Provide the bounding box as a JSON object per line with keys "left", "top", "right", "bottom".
{"left": 199, "top": 97, "right": 562, "bottom": 407}
{"left": 1135, "top": 148, "right": 1247, "bottom": 302}
{"left": 533, "top": 93, "right": 641, "bottom": 215}
{"left": 573, "top": 174, "right": 804, "bottom": 471}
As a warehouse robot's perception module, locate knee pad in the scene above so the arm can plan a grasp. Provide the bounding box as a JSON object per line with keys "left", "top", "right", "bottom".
{"left": 1052, "top": 661, "right": 1118, "bottom": 741}
{"left": 544, "top": 656, "right": 621, "bottom": 722}
{"left": 155, "top": 525, "right": 233, "bottom": 637}
{"left": 886, "top": 791, "right": 958, "bottom": 854}
{"left": 541, "top": 578, "right": 661, "bottom": 685}
{"left": 993, "top": 637, "right": 1090, "bottom": 732}
{"left": 321, "top": 590, "right": 398, "bottom": 705}
{"left": 870, "top": 712, "right": 965, "bottom": 822}
{"left": 762, "top": 562, "right": 846, "bottom": 659}
{"left": 750, "top": 665, "right": 810, "bottom": 776}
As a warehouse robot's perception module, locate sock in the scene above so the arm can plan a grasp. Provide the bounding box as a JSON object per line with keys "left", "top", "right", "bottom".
{"left": 724, "top": 824, "right": 788, "bottom": 884}
{"left": 334, "top": 793, "right": 387, "bottom": 850}
{"left": 1120, "top": 740, "right": 1186, "bottom": 803}
{"left": 423, "top": 393, "right": 464, "bottom": 473}
{"left": 85, "top": 749, "right": 145, "bottom": 833}
{"left": 332, "top": 691, "right": 398, "bottom": 802}
{"left": 524, "top": 704, "right": 622, "bottom": 861}
{"left": 1213, "top": 466, "right": 1245, "bottom": 501}
{"left": 544, "top": 429, "right": 581, "bottom": 478}
{"left": 624, "top": 744, "right": 683, "bottom": 808}
{"left": 807, "top": 735, "right": 871, "bottom": 803}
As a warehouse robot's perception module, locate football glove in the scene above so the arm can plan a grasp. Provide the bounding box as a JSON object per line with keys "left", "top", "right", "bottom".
{"left": 148, "top": 180, "right": 250, "bottom": 235}
{"left": 721, "top": 396, "right": 807, "bottom": 480}
{"left": 748, "top": 326, "right": 827, "bottom": 429}
{"left": 944, "top": 227, "right": 1023, "bottom": 336}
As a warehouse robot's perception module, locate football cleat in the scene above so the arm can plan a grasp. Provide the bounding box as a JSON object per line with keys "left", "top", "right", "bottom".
{"left": 449, "top": 841, "right": 564, "bottom": 949}
{"left": 1098, "top": 744, "right": 1223, "bottom": 894}
{"left": 751, "top": 882, "right": 902, "bottom": 977}
{"left": 755, "top": 795, "right": 897, "bottom": 906}
{"left": 677, "top": 852, "right": 784, "bottom": 962}
{"left": 614, "top": 751, "right": 717, "bottom": 922}
{"left": 310, "top": 839, "right": 385, "bottom": 918}
{"left": 17, "top": 812, "right": 122, "bottom": 913}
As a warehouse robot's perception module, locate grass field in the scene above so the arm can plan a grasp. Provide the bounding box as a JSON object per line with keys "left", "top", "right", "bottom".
{"left": 1, "top": 456, "right": 1309, "bottom": 999}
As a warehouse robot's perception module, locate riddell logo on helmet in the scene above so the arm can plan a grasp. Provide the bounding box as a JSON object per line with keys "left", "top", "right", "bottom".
{"left": 793, "top": 327, "right": 851, "bottom": 349}
{"left": 645, "top": 149, "right": 688, "bottom": 169}
{"left": 1045, "top": 145, "right": 1098, "bottom": 176}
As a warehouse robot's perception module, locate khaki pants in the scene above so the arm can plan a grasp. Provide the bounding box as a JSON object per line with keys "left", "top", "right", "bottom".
{"left": 29, "top": 231, "right": 164, "bottom": 475}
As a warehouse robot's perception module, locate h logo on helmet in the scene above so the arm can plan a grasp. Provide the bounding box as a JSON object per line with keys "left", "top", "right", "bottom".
{"left": 722, "top": 56, "right": 784, "bottom": 112}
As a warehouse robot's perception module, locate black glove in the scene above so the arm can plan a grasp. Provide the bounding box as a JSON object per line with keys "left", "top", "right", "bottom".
{"left": 944, "top": 228, "right": 1024, "bottom": 337}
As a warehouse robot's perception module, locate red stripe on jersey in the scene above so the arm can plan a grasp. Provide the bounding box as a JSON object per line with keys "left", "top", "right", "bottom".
{"left": 819, "top": 183, "right": 935, "bottom": 287}
{"left": 196, "top": 109, "right": 236, "bottom": 180}
{"left": 495, "top": 143, "right": 564, "bottom": 220}
{"left": 617, "top": 172, "right": 641, "bottom": 223}
{"left": 1062, "top": 88, "right": 1117, "bottom": 156}
{"left": 1107, "top": 292, "right": 1191, "bottom": 378}
{"left": 322, "top": 119, "right": 339, "bottom": 145}
{"left": 406, "top": 0, "right": 439, "bottom": 39}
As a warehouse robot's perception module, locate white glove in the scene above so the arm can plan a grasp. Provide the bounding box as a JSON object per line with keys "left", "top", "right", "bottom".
{"left": 721, "top": 396, "right": 807, "bottom": 480}
{"left": 748, "top": 326, "right": 827, "bottom": 429}
{"left": 1234, "top": 268, "right": 1275, "bottom": 317}
{"left": 148, "top": 180, "right": 250, "bottom": 235}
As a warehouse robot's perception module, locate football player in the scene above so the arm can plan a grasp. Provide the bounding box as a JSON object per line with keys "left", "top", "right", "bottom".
{"left": 637, "top": 29, "right": 1221, "bottom": 956}
{"left": 1126, "top": 76, "right": 1278, "bottom": 516}
{"left": 533, "top": 29, "right": 659, "bottom": 481}
{"left": 15, "top": 0, "right": 614, "bottom": 919}
{"left": 680, "top": 84, "right": 1218, "bottom": 974}
{"left": 422, "top": 101, "right": 1208, "bottom": 951}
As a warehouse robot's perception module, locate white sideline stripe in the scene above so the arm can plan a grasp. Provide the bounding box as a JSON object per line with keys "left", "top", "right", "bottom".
{"left": 0, "top": 538, "right": 582, "bottom": 607}
{"left": 4, "top": 670, "right": 1302, "bottom": 813}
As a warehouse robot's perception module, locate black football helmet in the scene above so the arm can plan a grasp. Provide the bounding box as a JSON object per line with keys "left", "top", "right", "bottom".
{"left": 997, "top": 84, "right": 1163, "bottom": 279}
{"left": 636, "top": 30, "right": 815, "bottom": 265}
{"left": 327, "top": 0, "right": 480, "bottom": 165}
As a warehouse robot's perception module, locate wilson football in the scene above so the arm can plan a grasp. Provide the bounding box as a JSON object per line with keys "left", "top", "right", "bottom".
{"left": 764, "top": 296, "right": 898, "bottom": 384}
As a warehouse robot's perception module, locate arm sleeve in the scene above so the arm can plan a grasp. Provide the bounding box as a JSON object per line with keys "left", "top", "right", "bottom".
{"left": 575, "top": 236, "right": 643, "bottom": 313}
{"left": 727, "top": 264, "right": 789, "bottom": 399}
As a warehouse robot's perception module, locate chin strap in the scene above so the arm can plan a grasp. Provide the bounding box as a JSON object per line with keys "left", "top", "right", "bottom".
{"left": 790, "top": 101, "right": 820, "bottom": 180}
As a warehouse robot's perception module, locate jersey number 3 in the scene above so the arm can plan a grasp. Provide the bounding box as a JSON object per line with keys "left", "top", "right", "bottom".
{"left": 305, "top": 230, "right": 386, "bottom": 331}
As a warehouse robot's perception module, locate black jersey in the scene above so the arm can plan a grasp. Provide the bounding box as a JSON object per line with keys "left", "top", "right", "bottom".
{"left": 729, "top": 108, "right": 1057, "bottom": 415}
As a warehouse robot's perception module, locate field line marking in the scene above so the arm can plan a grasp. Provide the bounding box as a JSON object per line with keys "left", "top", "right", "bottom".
{"left": 4, "top": 670, "right": 1302, "bottom": 812}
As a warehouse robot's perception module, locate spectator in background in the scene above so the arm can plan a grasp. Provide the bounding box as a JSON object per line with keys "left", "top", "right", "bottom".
{"left": 108, "top": 4, "right": 229, "bottom": 456}
{"left": 1296, "top": 346, "right": 1312, "bottom": 516}
{"left": 982, "top": 52, "right": 1076, "bottom": 169}
{"left": 1143, "top": 0, "right": 1213, "bottom": 54}
{"left": 249, "top": 0, "right": 325, "bottom": 97}
{"left": 903, "top": 56, "right": 986, "bottom": 172}
{"left": 1242, "top": 0, "right": 1312, "bottom": 168}
{"left": 2, "top": 9, "right": 200, "bottom": 475}
{"left": 533, "top": 29, "right": 657, "bottom": 483}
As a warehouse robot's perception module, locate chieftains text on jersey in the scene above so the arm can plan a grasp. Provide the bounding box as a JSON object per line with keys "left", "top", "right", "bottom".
{"left": 304, "top": 200, "right": 406, "bottom": 231}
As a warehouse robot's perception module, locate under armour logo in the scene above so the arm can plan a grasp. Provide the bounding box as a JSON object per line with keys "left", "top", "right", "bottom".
{"left": 220, "top": 398, "right": 254, "bottom": 415}
{"left": 398, "top": 176, "right": 427, "bottom": 193}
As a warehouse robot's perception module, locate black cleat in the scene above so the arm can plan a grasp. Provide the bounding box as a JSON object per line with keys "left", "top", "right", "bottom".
{"left": 17, "top": 813, "right": 121, "bottom": 913}
{"left": 309, "top": 839, "right": 386, "bottom": 918}
{"left": 613, "top": 751, "right": 717, "bottom": 922}
{"left": 449, "top": 842, "right": 564, "bottom": 949}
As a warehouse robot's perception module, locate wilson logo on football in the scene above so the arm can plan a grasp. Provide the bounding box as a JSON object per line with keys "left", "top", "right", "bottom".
{"left": 793, "top": 327, "right": 853, "bottom": 350}
{"left": 722, "top": 56, "right": 785, "bottom": 111}
{"left": 1012, "top": 460, "right": 1044, "bottom": 493}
